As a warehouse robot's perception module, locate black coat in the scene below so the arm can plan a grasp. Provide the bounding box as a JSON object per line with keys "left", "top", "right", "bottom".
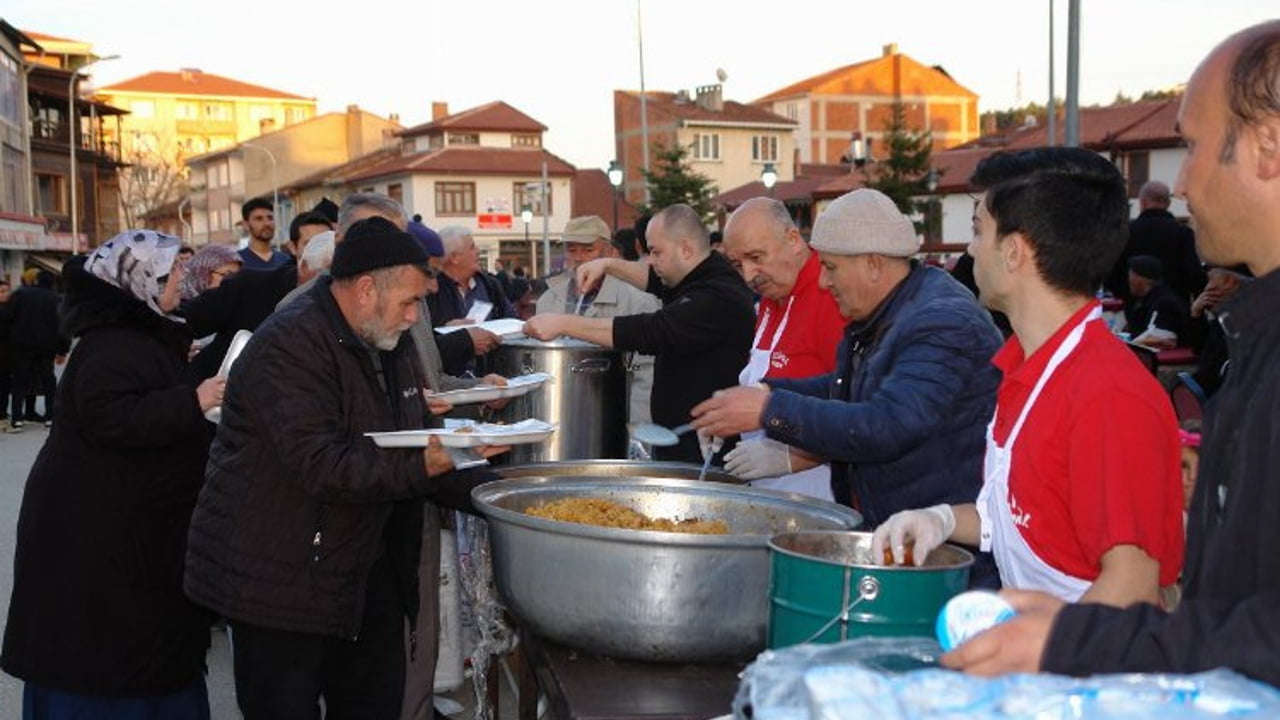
{"left": 611, "top": 253, "right": 755, "bottom": 462}
{"left": 7, "top": 284, "right": 67, "bottom": 354}
{"left": 1, "top": 257, "right": 213, "bottom": 697}
{"left": 1042, "top": 267, "right": 1280, "bottom": 686}
{"left": 179, "top": 261, "right": 299, "bottom": 381}
{"left": 427, "top": 271, "right": 516, "bottom": 376}
{"left": 1106, "top": 209, "right": 1206, "bottom": 302}
{"left": 184, "top": 277, "right": 488, "bottom": 639}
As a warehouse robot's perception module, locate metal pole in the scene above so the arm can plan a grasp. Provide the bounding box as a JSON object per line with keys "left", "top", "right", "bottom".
{"left": 637, "top": 0, "right": 650, "bottom": 205}
{"left": 240, "top": 142, "right": 279, "bottom": 246}
{"left": 540, "top": 161, "right": 550, "bottom": 277}
{"left": 1064, "top": 0, "right": 1080, "bottom": 147}
{"left": 612, "top": 188, "right": 619, "bottom": 233}
{"left": 1047, "top": 0, "right": 1056, "bottom": 146}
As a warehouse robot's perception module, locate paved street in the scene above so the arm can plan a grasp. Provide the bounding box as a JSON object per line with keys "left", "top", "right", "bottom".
{"left": 0, "top": 421, "right": 242, "bottom": 718}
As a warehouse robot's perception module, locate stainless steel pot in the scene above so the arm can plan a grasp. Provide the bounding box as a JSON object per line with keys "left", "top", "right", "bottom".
{"left": 491, "top": 337, "right": 628, "bottom": 463}
{"left": 497, "top": 459, "right": 743, "bottom": 485}
{"left": 472, "top": 472, "right": 862, "bottom": 662}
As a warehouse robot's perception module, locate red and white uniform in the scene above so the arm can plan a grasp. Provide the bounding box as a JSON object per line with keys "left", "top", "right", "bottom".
{"left": 740, "top": 253, "right": 846, "bottom": 499}
{"left": 976, "top": 301, "right": 1184, "bottom": 601}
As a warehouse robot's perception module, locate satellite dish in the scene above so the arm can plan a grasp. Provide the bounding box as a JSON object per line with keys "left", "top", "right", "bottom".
{"left": 716, "top": 68, "right": 728, "bottom": 83}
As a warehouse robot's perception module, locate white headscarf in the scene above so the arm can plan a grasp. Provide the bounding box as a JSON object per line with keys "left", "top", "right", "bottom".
{"left": 84, "top": 230, "right": 182, "bottom": 318}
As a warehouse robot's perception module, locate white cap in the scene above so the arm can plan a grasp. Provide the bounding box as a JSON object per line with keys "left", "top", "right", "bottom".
{"left": 810, "top": 189, "right": 920, "bottom": 257}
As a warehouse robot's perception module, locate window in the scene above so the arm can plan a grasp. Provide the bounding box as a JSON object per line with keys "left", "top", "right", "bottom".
{"left": 130, "top": 100, "right": 155, "bottom": 118}
{"left": 752, "top": 135, "right": 779, "bottom": 162}
{"left": 435, "top": 182, "right": 475, "bottom": 216}
{"left": 692, "top": 133, "right": 720, "bottom": 160}
{"left": 249, "top": 104, "right": 273, "bottom": 122}
{"left": 175, "top": 102, "right": 198, "bottom": 119}
{"left": 1, "top": 145, "right": 23, "bottom": 213}
{"left": 206, "top": 163, "right": 229, "bottom": 189}
{"left": 132, "top": 131, "right": 160, "bottom": 156}
{"left": 513, "top": 181, "right": 552, "bottom": 217}
{"left": 285, "top": 106, "right": 308, "bottom": 124}
{"left": 211, "top": 206, "right": 231, "bottom": 231}
{"left": 786, "top": 103, "right": 798, "bottom": 121}
{"left": 387, "top": 183, "right": 403, "bottom": 205}
{"left": 448, "top": 133, "right": 479, "bottom": 146}
{"left": 512, "top": 133, "right": 541, "bottom": 148}
{"left": 1124, "top": 152, "right": 1150, "bottom": 197}
{"left": 0, "top": 51, "right": 19, "bottom": 127}
{"left": 204, "top": 102, "right": 232, "bottom": 121}
{"left": 36, "top": 173, "right": 67, "bottom": 214}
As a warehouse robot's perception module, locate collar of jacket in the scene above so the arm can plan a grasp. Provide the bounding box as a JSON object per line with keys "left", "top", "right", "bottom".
{"left": 1137, "top": 208, "right": 1176, "bottom": 221}
{"left": 845, "top": 259, "right": 926, "bottom": 341}
{"left": 1217, "top": 265, "right": 1280, "bottom": 349}
{"left": 672, "top": 251, "right": 735, "bottom": 292}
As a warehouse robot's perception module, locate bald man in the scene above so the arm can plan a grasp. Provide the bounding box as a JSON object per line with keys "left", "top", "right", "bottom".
{"left": 1105, "top": 180, "right": 1207, "bottom": 302}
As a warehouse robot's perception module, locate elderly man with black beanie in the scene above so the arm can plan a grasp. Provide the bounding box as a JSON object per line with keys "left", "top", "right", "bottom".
{"left": 1124, "top": 254, "right": 1190, "bottom": 347}
{"left": 184, "top": 216, "right": 507, "bottom": 719}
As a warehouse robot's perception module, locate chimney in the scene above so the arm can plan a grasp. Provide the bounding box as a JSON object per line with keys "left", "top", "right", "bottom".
{"left": 179, "top": 67, "right": 202, "bottom": 83}
{"left": 346, "top": 104, "right": 363, "bottom": 158}
{"left": 695, "top": 84, "right": 723, "bottom": 112}
{"left": 388, "top": 113, "right": 400, "bottom": 126}
{"left": 674, "top": 89, "right": 691, "bottom": 104}
{"left": 432, "top": 102, "right": 449, "bottom": 121}
{"left": 882, "top": 43, "right": 898, "bottom": 57}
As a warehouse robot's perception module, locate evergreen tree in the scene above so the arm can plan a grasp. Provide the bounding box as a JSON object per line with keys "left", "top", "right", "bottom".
{"left": 639, "top": 142, "right": 717, "bottom": 223}
{"left": 863, "top": 102, "right": 937, "bottom": 234}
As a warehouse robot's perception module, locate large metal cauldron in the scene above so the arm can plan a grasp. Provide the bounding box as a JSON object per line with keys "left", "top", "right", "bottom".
{"left": 472, "top": 468, "right": 862, "bottom": 663}
{"left": 492, "top": 337, "right": 627, "bottom": 463}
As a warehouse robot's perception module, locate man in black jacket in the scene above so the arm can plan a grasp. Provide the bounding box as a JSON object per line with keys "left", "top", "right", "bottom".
{"left": 941, "top": 19, "right": 1280, "bottom": 688}
{"left": 6, "top": 270, "right": 66, "bottom": 430}
{"left": 427, "top": 226, "right": 511, "bottom": 377}
{"left": 184, "top": 218, "right": 505, "bottom": 717}
{"left": 1104, "top": 180, "right": 1206, "bottom": 302}
{"left": 525, "top": 204, "right": 755, "bottom": 462}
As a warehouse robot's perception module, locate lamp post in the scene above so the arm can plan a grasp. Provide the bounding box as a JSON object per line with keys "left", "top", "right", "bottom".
{"left": 521, "top": 205, "right": 533, "bottom": 271}
{"left": 69, "top": 53, "right": 120, "bottom": 248}
{"left": 760, "top": 162, "right": 778, "bottom": 197}
{"left": 240, "top": 142, "right": 279, "bottom": 246}
{"left": 925, "top": 168, "right": 939, "bottom": 246}
{"left": 607, "top": 160, "right": 624, "bottom": 232}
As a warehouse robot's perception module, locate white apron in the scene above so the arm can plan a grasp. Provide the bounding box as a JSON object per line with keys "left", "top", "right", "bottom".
{"left": 740, "top": 298, "right": 834, "bottom": 501}
{"left": 975, "top": 307, "right": 1102, "bottom": 602}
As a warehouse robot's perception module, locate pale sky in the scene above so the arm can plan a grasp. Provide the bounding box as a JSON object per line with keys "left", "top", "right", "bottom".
{"left": 7, "top": 1, "right": 1275, "bottom": 170}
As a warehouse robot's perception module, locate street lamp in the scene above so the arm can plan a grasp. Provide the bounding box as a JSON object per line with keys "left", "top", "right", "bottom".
{"left": 925, "top": 168, "right": 939, "bottom": 245}
{"left": 69, "top": 53, "right": 120, "bottom": 248}
{"left": 607, "top": 160, "right": 624, "bottom": 232}
{"left": 240, "top": 142, "right": 279, "bottom": 246}
{"left": 760, "top": 162, "right": 778, "bottom": 196}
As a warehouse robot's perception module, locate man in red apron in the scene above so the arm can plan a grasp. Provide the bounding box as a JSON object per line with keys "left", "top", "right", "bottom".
{"left": 719, "top": 198, "right": 847, "bottom": 499}
{"left": 871, "top": 147, "right": 1185, "bottom": 608}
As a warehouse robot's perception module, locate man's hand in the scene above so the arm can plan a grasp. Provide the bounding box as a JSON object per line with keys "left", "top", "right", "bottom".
{"left": 466, "top": 327, "right": 501, "bottom": 355}
{"left": 524, "top": 314, "right": 571, "bottom": 341}
{"left": 481, "top": 374, "right": 511, "bottom": 410}
{"left": 939, "top": 589, "right": 1063, "bottom": 676}
{"left": 445, "top": 318, "right": 476, "bottom": 327}
{"left": 575, "top": 258, "right": 610, "bottom": 295}
{"left": 426, "top": 394, "right": 454, "bottom": 416}
{"left": 691, "top": 385, "right": 770, "bottom": 437}
{"left": 196, "top": 376, "right": 227, "bottom": 412}
{"left": 424, "top": 436, "right": 455, "bottom": 477}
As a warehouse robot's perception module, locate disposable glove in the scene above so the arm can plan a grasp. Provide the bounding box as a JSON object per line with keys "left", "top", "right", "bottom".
{"left": 723, "top": 438, "right": 793, "bottom": 480}
{"left": 870, "top": 504, "right": 956, "bottom": 566}
{"left": 697, "top": 428, "right": 724, "bottom": 462}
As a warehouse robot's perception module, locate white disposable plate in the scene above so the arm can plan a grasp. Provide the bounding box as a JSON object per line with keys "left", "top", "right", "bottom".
{"left": 366, "top": 420, "right": 557, "bottom": 448}
{"left": 427, "top": 373, "right": 551, "bottom": 405}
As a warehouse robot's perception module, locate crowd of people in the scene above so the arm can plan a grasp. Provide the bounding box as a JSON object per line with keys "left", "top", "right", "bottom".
{"left": 1, "top": 18, "right": 1278, "bottom": 720}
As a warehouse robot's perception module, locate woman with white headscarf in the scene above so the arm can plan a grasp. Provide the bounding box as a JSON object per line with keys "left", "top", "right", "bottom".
{"left": 1, "top": 230, "right": 225, "bottom": 719}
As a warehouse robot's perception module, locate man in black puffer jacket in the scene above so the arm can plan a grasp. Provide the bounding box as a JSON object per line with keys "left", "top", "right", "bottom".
{"left": 184, "top": 218, "right": 503, "bottom": 718}
{"left": 6, "top": 270, "right": 67, "bottom": 428}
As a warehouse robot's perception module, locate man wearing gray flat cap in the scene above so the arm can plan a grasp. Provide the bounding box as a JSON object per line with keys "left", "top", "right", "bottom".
{"left": 693, "top": 188, "right": 1003, "bottom": 584}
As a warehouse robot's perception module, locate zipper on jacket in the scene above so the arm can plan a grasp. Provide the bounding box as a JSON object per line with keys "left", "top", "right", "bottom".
{"left": 410, "top": 629, "right": 418, "bottom": 662}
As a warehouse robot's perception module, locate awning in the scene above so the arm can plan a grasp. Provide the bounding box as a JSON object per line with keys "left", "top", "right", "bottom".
{"left": 26, "top": 253, "right": 69, "bottom": 276}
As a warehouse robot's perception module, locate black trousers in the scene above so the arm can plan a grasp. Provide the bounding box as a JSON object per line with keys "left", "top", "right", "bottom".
{"left": 9, "top": 349, "right": 54, "bottom": 421}
{"left": 230, "top": 555, "right": 406, "bottom": 720}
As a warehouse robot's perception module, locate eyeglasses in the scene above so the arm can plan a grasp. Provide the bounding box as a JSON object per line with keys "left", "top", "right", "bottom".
{"left": 210, "top": 269, "right": 236, "bottom": 279}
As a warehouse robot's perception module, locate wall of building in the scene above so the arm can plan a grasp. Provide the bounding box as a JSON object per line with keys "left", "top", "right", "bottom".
{"left": 676, "top": 124, "right": 795, "bottom": 196}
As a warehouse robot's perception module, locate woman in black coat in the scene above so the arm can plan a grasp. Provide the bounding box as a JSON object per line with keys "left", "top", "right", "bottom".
{"left": 1, "top": 230, "right": 225, "bottom": 719}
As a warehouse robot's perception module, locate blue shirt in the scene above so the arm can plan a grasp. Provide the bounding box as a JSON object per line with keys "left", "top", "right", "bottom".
{"left": 238, "top": 246, "right": 291, "bottom": 270}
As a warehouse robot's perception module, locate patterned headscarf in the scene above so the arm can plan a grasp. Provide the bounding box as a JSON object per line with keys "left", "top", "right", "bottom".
{"left": 179, "top": 243, "right": 241, "bottom": 300}
{"left": 84, "top": 229, "right": 182, "bottom": 318}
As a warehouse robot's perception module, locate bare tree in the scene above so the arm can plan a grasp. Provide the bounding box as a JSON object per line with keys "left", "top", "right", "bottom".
{"left": 118, "top": 130, "right": 189, "bottom": 229}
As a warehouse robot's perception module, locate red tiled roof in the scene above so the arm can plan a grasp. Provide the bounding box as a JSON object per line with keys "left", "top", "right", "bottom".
{"left": 23, "top": 30, "right": 79, "bottom": 43}
{"left": 754, "top": 52, "right": 977, "bottom": 104}
{"left": 929, "top": 147, "right": 994, "bottom": 193}
{"left": 976, "top": 99, "right": 1180, "bottom": 151}
{"left": 399, "top": 101, "right": 546, "bottom": 136}
{"left": 99, "top": 70, "right": 312, "bottom": 101}
{"left": 572, "top": 169, "right": 638, "bottom": 232}
{"left": 346, "top": 147, "right": 576, "bottom": 183}
{"left": 621, "top": 91, "right": 795, "bottom": 127}
{"left": 283, "top": 147, "right": 402, "bottom": 192}
{"left": 715, "top": 175, "right": 835, "bottom": 208}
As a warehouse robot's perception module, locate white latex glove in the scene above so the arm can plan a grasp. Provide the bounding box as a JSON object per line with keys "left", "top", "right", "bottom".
{"left": 723, "top": 438, "right": 793, "bottom": 480}
{"left": 697, "top": 428, "right": 724, "bottom": 462}
{"left": 870, "top": 504, "right": 956, "bottom": 567}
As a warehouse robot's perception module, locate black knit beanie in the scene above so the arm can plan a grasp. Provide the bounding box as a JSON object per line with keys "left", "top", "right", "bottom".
{"left": 330, "top": 216, "right": 429, "bottom": 279}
